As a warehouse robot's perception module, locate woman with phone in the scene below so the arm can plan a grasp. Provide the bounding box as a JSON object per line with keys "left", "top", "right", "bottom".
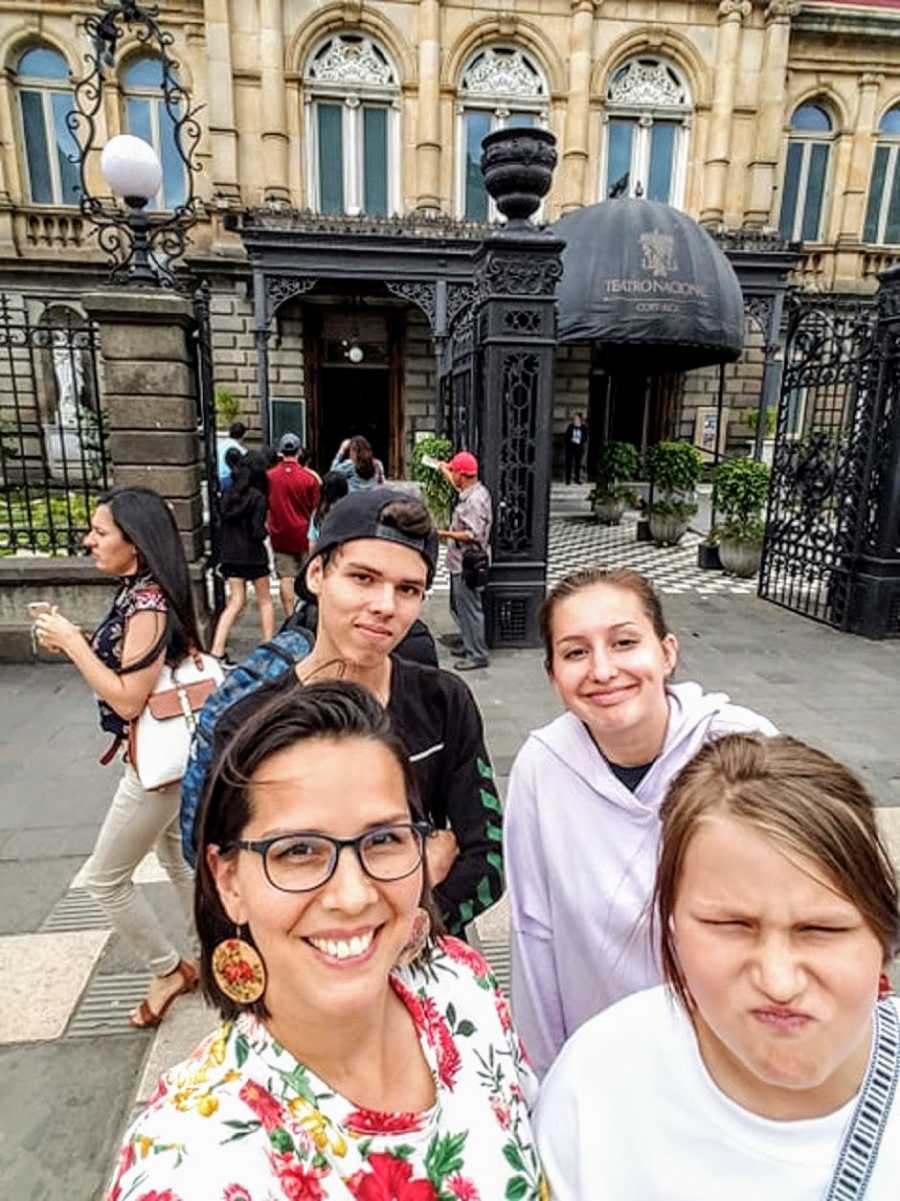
{"left": 33, "top": 486, "right": 203, "bottom": 1028}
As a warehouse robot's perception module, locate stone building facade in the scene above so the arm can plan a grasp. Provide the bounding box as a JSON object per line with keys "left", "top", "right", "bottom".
{"left": 1, "top": 0, "right": 900, "bottom": 476}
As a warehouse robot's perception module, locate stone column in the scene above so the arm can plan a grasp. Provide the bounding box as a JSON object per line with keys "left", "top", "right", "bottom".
{"left": 701, "top": 0, "right": 751, "bottom": 226}
{"left": 838, "top": 73, "right": 882, "bottom": 243}
{"left": 81, "top": 290, "right": 206, "bottom": 572}
{"left": 260, "top": 0, "right": 290, "bottom": 204}
{"left": 415, "top": 0, "right": 442, "bottom": 211}
{"left": 561, "top": 0, "right": 597, "bottom": 213}
{"left": 745, "top": 0, "right": 798, "bottom": 226}
{"left": 205, "top": 0, "right": 240, "bottom": 201}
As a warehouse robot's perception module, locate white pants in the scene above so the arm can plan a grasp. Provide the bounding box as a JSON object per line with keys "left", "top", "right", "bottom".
{"left": 82, "top": 764, "right": 196, "bottom": 976}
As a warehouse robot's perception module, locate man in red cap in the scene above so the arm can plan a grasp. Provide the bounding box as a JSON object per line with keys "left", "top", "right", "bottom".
{"left": 439, "top": 451, "right": 493, "bottom": 670}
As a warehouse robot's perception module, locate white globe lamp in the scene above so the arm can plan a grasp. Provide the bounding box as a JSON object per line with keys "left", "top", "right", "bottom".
{"left": 100, "top": 135, "right": 162, "bottom": 206}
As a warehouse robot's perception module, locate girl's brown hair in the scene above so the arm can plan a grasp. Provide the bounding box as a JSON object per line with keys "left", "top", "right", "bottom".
{"left": 194, "top": 680, "right": 442, "bottom": 1021}
{"left": 350, "top": 435, "right": 376, "bottom": 481}
{"left": 653, "top": 733, "right": 900, "bottom": 1010}
{"left": 538, "top": 567, "right": 671, "bottom": 671}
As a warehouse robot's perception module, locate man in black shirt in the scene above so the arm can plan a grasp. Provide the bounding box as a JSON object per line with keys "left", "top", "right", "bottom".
{"left": 564, "top": 413, "right": 588, "bottom": 485}
{"left": 203, "top": 488, "right": 503, "bottom": 937}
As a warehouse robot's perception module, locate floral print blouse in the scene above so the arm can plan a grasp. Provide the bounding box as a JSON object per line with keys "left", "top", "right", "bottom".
{"left": 108, "top": 938, "right": 546, "bottom": 1201}
{"left": 90, "top": 572, "right": 167, "bottom": 738}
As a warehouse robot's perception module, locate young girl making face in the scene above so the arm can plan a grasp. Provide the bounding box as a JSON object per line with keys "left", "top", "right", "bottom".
{"left": 504, "top": 568, "right": 777, "bottom": 1076}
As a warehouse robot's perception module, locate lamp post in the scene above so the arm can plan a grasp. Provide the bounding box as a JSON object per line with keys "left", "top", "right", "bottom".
{"left": 69, "top": 1, "right": 202, "bottom": 288}
{"left": 99, "top": 135, "right": 163, "bottom": 286}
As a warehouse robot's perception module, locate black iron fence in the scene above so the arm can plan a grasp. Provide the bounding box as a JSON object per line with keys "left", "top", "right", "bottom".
{"left": 759, "top": 293, "right": 878, "bottom": 627}
{"left": 0, "top": 295, "right": 109, "bottom": 556}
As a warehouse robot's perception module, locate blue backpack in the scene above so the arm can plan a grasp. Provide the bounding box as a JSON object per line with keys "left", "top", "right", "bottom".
{"left": 179, "top": 627, "right": 313, "bottom": 866}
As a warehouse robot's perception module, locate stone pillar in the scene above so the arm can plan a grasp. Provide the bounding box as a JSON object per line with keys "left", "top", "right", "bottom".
{"left": 81, "top": 290, "right": 206, "bottom": 573}
{"left": 415, "top": 0, "right": 442, "bottom": 211}
{"left": 474, "top": 233, "right": 564, "bottom": 647}
{"left": 701, "top": 0, "right": 751, "bottom": 226}
{"left": 561, "top": 0, "right": 596, "bottom": 214}
{"left": 260, "top": 0, "right": 290, "bottom": 204}
{"left": 843, "top": 268, "right": 900, "bottom": 638}
{"left": 745, "top": 0, "right": 797, "bottom": 226}
{"left": 838, "top": 73, "right": 882, "bottom": 244}
{"left": 205, "top": 0, "right": 240, "bottom": 201}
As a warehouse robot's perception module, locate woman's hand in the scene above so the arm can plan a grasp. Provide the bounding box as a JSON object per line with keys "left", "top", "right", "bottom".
{"left": 426, "top": 829, "right": 460, "bottom": 885}
{"left": 34, "top": 607, "right": 83, "bottom": 656}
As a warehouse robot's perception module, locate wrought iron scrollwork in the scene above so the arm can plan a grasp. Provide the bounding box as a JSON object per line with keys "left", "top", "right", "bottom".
{"left": 497, "top": 351, "right": 539, "bottom": 554}
{"left": 69, "top": 1, "right": 204, "bottom": 286}
{"left": 384, "top": 281, "right": 437, "bottom": 328}
{"left": 480, "top": 251, "right": 563, "bottom": 297}
{"left": 267, "top": 276, "right": 318, "bottom": 322}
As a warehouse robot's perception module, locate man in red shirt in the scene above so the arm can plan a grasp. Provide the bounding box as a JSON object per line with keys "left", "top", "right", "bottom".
{"left": 267, "top": 432, "right": 321, "bottom": 615}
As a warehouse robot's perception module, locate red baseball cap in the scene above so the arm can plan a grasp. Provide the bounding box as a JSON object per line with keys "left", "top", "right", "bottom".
{"left": 447, "top": 451, "right": 479, "bottom": 475}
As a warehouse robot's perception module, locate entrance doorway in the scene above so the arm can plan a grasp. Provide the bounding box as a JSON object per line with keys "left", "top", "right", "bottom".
{"left": 587, "top": 364, "right": 684, "bottom": 474}
{"left": 304, "top": 306, "right": 403, "bottom": 476}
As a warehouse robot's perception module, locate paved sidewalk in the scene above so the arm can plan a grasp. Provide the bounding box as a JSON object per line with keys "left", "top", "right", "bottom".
{"left": 1, "top": 568, "right": 899, "bottom": 1199}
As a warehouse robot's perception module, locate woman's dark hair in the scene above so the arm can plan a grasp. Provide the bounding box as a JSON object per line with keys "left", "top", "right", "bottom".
{"left": 98, "top": 486, "right": 203, "bottom": 672}
{"left": 227, "top": 449, "right": 270, "bottom": 500}
{"left": 350, "top": 435, "right": 376, "bottom": 481}
{"left": 313, "top": 469, "right": 349, "bottom": 531}
{"left": 224, "top": 446, "right": 243, "bottom": 473}
{"left": 195, "top": 680, "right": 442, "bottom": 1021}
{"left": 262, "top": 445, "right": 280, "bottom": 469}
{"left": 228, "top": 421, "right": 247, "bottom": 440}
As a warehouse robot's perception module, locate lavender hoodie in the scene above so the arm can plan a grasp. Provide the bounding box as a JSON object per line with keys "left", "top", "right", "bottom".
{"left": 505, "top": 681, "right": 776, "bottom": 1077}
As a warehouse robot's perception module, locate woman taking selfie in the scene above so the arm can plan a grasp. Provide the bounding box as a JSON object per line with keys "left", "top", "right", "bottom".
{"left": 505, "top": 567, "right": 776, "bottom": 1075}
{"left": 33, "top": 487, "right": 202, "bottom": 1028}
{"left": 536, "top": 733, "right": 900, "bottom": 1199}
{"left": 110, "top": 682, "right": 544, "bottom": 1200}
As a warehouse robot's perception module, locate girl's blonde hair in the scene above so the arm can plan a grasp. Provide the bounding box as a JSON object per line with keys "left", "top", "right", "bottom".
{"left": 654, "top": 733, "right": 899, "bottom": 1010}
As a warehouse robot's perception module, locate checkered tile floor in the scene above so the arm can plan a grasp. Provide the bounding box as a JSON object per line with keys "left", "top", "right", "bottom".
{"left": 431, "top": 514, "right": 758, "bottom": 597}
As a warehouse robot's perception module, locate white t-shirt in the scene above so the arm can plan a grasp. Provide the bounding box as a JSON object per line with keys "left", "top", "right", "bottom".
{"left": 535, "top": 985, "right": 900, "bottom": 1201}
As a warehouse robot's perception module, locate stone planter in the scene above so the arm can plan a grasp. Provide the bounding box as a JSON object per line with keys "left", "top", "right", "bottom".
{"left": 592, "top": 496, "right": 626, "bottom": 525}
{"left": 649, "top": 511, "right": 691, "bottom": 546}
{"left": 481, "top": 127, "right": 558, "bottom": 224}
{"left": 719, "top": 538, "right": 763, "bottom": 578}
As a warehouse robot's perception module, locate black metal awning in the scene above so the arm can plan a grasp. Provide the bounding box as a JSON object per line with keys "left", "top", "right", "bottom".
{"left": 551, "top": 200, "right": 747, "bottom": 372}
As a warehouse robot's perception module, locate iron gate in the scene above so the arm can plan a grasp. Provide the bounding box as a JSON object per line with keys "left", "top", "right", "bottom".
{"left": 0, "top": 296, "right": 109, "bottom": 556}
{"left": 759, "top": 293, "right": 878, "bottom": 627}
{"left": 193, "top": 284, "right": 225, "bottom": 616}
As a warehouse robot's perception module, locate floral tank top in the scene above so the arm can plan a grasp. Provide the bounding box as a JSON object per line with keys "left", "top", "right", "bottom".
{"left": 89, "top": 571, "right": 167, "bottom": 738}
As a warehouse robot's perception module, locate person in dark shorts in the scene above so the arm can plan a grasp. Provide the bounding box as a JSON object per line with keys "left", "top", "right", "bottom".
{"left": 211, "top": 451, "right": 275, "bottom": 661}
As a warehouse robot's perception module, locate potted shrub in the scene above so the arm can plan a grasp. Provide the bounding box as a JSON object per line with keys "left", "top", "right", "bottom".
{"left": 644, "top": 441, "right": 703, "bottom": 546}
{"left": 712, "top": 456, "right": 770, "bottom": 577}
{"left": 588, "top": 441, "right": 640, "bottom": 525}
{"left": 410, "top": 433, "right": 455, "bottom": 527}
{"left": 747, "top": 405, "right": 777, "bottom": 465}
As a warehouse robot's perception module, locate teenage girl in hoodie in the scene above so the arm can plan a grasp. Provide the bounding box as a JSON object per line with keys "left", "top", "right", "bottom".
{"left": 210, "top": 451, "right": 275, "bottom": 661}
{"left": 504, "top": 567, "right": 776, "bottom": 1077}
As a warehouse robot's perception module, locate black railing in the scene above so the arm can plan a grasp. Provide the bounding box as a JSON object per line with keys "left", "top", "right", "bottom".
{"left": 0, "top": 295, "right": 109, "bottom": 556}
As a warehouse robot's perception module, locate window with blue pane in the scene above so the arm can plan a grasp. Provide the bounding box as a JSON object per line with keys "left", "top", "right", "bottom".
{"left": 304, "top": 34, "right": 400, "bottom": 216}
{"left": 17, "top": 46, "right": 78, "bottom": 206}
{"left": 603, "top": 56, "right": 691, "bottom": 207}
{"left": 457, "top": 46, "right": 548, "bottom": 219}
{"left": 122, "top": 55, "right": 185, "bottom": 210}
{"left": 778, "top": 102, "right": 834, "bottom": 243}
{"left": 864, "top": 107, "right": 900, "bottom": 246}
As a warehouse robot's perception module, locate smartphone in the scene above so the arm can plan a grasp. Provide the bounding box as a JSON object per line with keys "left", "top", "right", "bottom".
{"left": 27, "top": 601, "right": 53, "bottom": 619}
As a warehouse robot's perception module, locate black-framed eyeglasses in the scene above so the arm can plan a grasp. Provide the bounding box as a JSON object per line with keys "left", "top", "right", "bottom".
{"left": 229, "top": 821, "right": 433, "bottom": 893}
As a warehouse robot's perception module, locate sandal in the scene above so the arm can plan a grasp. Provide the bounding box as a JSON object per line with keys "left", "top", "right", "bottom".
{"left": 130, "top": 959, "right": 199, "bottom": 1030}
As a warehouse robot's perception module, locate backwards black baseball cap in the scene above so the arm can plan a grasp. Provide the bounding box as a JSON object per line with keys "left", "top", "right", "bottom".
{"left": 303, "top": 487, "right": 439, "bottom": 589}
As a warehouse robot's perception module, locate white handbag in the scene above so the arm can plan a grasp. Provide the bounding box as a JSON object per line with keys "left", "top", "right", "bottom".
{"left": 128, "top": 652, "right": 225, "bottom": 791}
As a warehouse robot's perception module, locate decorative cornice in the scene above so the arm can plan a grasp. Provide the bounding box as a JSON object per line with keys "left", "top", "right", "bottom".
{"left": 236, "top": 207, "right": 494, "bottom": 241}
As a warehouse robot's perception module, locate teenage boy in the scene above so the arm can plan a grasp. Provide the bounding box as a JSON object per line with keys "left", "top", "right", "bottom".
{"left": 267, "top": 432, "right": 321, "bottom": 616}
{"left": 183, "top": 488, "right": 504, "bottom": 938}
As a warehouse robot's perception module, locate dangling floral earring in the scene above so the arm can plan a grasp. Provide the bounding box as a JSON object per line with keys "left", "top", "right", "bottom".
{"left": 212, "top": 926, "right": 267, "bottom": 1004}
{"left": 396, "top": 908, "right": 432, "bottom": 969}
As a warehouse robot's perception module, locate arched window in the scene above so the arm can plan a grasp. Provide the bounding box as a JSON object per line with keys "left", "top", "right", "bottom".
{"left": 457, "top": 46, "right": 548, "bottom": 221}
{"left": 863, "top": 106, "right": 900, "bottom": 245}
{"left": 602, "top": 56, "right": 691, "bottom": 206}
{"left": 778, "top": 103, "right": 833, "bottom": 243}
{"left": 16, "top": 47, "right": 79, "bottom": 206}
{"left": 304, "top": 33, "right": 400, "bottom": 216}
{"left": 122, "top": 55, "right": 186, "bottom": 210}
